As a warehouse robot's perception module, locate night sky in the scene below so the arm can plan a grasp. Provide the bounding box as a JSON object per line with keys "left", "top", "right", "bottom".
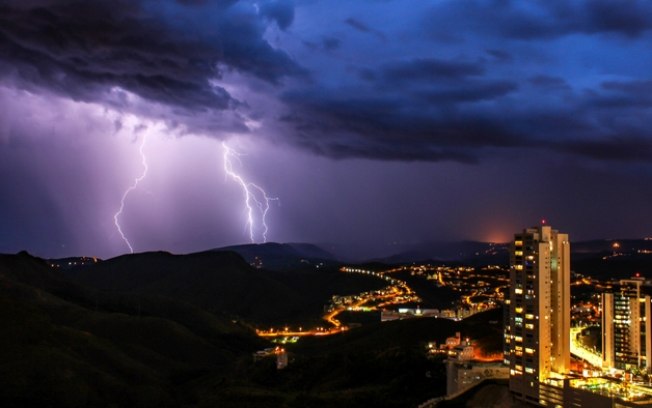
{"left": 1, "top": 0, "right": 652, "bottom": 259}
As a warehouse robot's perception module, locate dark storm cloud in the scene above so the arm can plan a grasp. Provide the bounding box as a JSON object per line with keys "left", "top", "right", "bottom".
{"left": 280, "top": 53, "right": 521, "bottom": 162}
{"left": 529, "top": 75, "right": 570, "bottom": 91}
{"left": 583, "top": 1, "right": 652, "bottom": 37}
{"left": 601, "top": 80, "right": 652, "bottom": 96}
{"left": 270, "top": 0, "right": 652, "bottom": 164}
{"left": 281, "top": 73, "right": 652, "bottom": 163}
{"left": 2, "top": 0, "right": 652, "bottom": 165}
{"left": 176, "top": 0, "right": 234, "bottom": 5}
{"left": 280, "top": 89, "right": 525, "bottom": 162}
{"left": 416, "top": 81, "right": 517, "bottom": 103}
{"left": 0, "top": 0, "right": 301, "bottom": 118}
{"left": 302, "top": 37, "right": 341, "bottom": 52}
{"left": 259, "top": 0, "right": 295, "bottom": 30}
{"left": 559, "top": 137, "right": 652, "bottom": 162}
{"left": 3, "top": 0, "right": 652, "bottom": 259}
{"left": 582, "top": 80, "right": 652, "bottom": 109}
{"left": 322, "top": 37, "right": 342, "bottom": 51}
{"left": 486, "top": 49, "right": 512, "bottom": 63}
{"left": 379, "top": 58, "right": 485, "bottom": 83}
{"left": 344, "top": 17, "right": 386, "bottom": 41}
{"left": 363, "top": 58, "right": 517, "bottom": 104}
{"left": 425, "top": 0, "right": 652, "bottom": 40}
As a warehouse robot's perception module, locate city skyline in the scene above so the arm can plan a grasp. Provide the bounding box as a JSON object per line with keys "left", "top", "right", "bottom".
{"left": 2, "top": 1, "right": 652, "bottom": 259}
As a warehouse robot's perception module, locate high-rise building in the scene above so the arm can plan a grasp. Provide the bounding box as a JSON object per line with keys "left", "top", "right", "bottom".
{"left": 506, "top": 225, "right": 570, "bottom": 406}
{"left": 602, "top": 278, "right": 652, "bottom": 372}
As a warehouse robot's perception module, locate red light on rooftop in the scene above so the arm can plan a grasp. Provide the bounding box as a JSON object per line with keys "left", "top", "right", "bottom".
{"left": 541, "top": 219, "right": 546, "bottom": 225}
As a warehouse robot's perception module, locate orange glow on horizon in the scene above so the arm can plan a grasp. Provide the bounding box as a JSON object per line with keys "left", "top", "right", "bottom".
{"left": 480, "top": 229, "right": 511, "bottom": 243}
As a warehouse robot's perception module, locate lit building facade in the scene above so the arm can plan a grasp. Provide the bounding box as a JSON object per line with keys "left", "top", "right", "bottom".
{"left": 602, "top": 278, "right": 652, "bottom": 372}
{"left": 506, "top": 225, "right": 570, "bottom": 406}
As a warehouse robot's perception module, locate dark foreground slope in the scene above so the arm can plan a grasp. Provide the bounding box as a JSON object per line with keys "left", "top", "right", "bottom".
{"left": 202, "top": 308, "right": 504, "bottom": 408}
{"left": 65, "top": 250, "right": 385, "bottom": 326}
{"left": 0, "top": 252, "right": 504, "bottom": 407}
{"left": 0, "top": 252, "right": 264, "bottom": 408}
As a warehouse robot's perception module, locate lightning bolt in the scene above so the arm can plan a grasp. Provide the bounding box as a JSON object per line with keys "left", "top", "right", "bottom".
{"left": 113, "top": 134, "right": 148, "bottom": 253}
{"left": 222, "top": 141, "right": 278, "bottom": 243}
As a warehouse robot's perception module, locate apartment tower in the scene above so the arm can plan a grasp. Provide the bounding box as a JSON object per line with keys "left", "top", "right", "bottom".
{"left": 506, "top": 225, "right": 570, "bottom": 405}
{"left": 602, "top": 278, "right": 652, "bottom": 372}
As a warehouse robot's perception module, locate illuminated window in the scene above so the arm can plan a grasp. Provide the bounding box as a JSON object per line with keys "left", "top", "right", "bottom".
{"left": 525, "top": 348, "right": 534, "bottom": 354}
{"left": 515, "top": 250, "right": 523, "bottom": 256}
{"left": 515, "top": 265, "right": 523, "bottom": 270}
{"left": 525, "top": 323, "right": 534, "bottom": 330}
{"left": 525, "top": 314, "right": 534, "bottom": 320}
{"left": 515, "top": 307, "right": 523, "bottom": 313}
{"left": 525, "top": 367, "right": 535, "bottom": 374}
{"left": 515, "top": 240, "right": 523, "bottom": 246}
{"left": 515, "top": 336, "right": 523, "bottom": 342}
{"left": 515, "top": 288, "right": 523, "bottom": 295}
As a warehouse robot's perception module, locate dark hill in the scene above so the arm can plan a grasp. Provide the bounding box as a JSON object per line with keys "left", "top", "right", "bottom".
{"left": 573, "top": 254, "right": 652, "bottom": 280}
{"left": 0, "top": 252, "right": 505, "bottom": 407}
{"left": 370, "top": 238, "right": 652, "bottom": 268}
{"left": 375, "top": 241, "right": 509, "bottom": 265}
{"left": 64, "top": 250, "right": 303, "bottom": 323}
{"left": 0, "top": 252, "right": 265, "bottom": 408}
{"left": 572, "top": 238, "right": 652, "bottom": 257}
{"left": 567, "top": 239, "right": 652, "bottom": 280}
{"left": 216, "top": 242, "right": 336, "bottom": 270}
{"left": 64, "top": 250, "right": 386, "bottom": 326}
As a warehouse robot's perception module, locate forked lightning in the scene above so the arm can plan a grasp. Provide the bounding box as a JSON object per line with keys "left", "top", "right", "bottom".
{"left": 113, "top": 134, "right": 148, "bottom": 253}
{"left": 222, "top": 141, "right": 277, "bottom": 243}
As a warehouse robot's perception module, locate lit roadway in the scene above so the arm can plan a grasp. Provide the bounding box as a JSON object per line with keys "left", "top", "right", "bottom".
{"left": 567, "top": 328, "right": 652, "bottom": 403}
{"left": 256, "top": 266, "right": 418, "bottom": 338}
{"left": 462, "top": 289, "right": 478, "bottom": 307}
{"left": 435, "top": 266, "right": 506, "bottom": 310}
{"left": 570, "top": 326, "right": 603, "bottom": 368}
{"left": 257, "top": 326, "right": 347, "bottom": 338}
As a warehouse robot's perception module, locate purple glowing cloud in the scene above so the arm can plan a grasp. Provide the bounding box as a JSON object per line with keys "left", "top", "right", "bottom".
{"left": 1, "top": 0, "right": 652, "bottom": 259}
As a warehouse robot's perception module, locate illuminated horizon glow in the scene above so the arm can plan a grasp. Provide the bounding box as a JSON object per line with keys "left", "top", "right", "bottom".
{"left": 222, "top": 141, "right": 278, "bottom": 243}
{"left": 113, "top": 134, "right": 149, "bottom": 253}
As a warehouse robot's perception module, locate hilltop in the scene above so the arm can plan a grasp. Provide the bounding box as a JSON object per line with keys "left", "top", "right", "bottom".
{"left": 63, "top": 249, "right": 385, "bottom": 326}
{"left": 0, "top": 251, "right": 264, "bottom": 407}
{"left": 216, "top": 242, "right": 336, "bottom": 270}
